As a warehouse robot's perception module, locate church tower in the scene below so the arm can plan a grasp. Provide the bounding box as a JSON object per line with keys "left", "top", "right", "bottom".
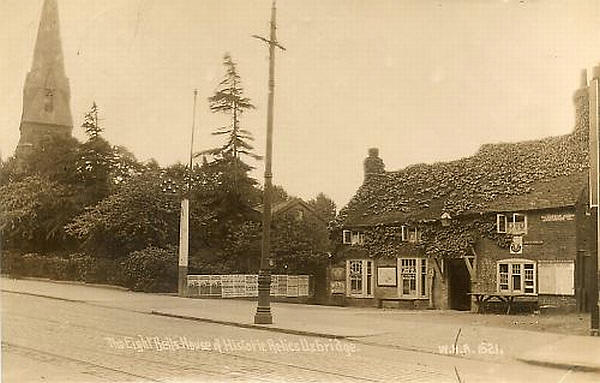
{"left": 16, "top": 0, "right": 73, "bottom": 157}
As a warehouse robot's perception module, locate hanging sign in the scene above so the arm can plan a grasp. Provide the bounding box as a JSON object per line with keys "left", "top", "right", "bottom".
{"left": 510, "top": 236, "right": 523, "bottom": 255}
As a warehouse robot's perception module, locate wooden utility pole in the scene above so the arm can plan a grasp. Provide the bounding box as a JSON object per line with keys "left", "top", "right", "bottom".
{"left": 253, "top": 0, "right": 285, "bottom": 324}
{"left": 178, "top": 89, "right": 198, "bottom": 297}
{"left": 589, "top": 65, "right": 600, "bottom": 335}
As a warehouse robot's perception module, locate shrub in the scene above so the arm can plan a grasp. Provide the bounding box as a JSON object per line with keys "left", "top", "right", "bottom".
{"left": 0, "top": 251, "right": 123, "bottom": 285}
{"left": 121, "top": 246, "right": 177, "bottom": 293}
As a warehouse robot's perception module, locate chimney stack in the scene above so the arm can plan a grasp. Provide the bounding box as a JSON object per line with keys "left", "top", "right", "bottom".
{"left": 573, "top": 68, "right": 590, "bottom": 134}
{"left": 363, "top": 147, "right": 385, "bottom": 182}
{"left": 593, "top": 63, "right": 600, "bottom": 80}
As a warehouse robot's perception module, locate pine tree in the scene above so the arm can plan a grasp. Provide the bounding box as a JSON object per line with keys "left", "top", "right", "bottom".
{"left": 202, "top": 53, "right": 261, "bottom": 162}
{"left": 82, "top": 102, "right": 103, "bottom": 140}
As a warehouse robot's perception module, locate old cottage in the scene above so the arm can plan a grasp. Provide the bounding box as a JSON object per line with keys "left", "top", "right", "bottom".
{"left": 331, "top": 72, "right": 597, "bottom": 312}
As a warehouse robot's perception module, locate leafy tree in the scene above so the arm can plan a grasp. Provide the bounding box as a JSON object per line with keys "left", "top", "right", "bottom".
{"left": 308, "top": 193, "right": 336, "bottom": 223}
{"left": 0, "top": 176, "right": 79, "bottom": 252}
{"left": 76, "top": 136, "right": 113, "bottom": 204}
{"left": 10, "top": 135, "right": 81, "bottom": 186}
{"left": 221, "top": 207, "right": 332, "bottom": 275}
{"left": 271, "top": 184, "right": 291, "bottom": 205}
{"left": 0, "top": 156, "right": 20, "bottom": 187}
{"left": 76, "top": 103, "right": 142, "bottom": 204}
{"left": 66, "top": 171, "right": 181, "bottom": 258}
{"left": 271, "top": 212, "right": 332, "bottom": 274}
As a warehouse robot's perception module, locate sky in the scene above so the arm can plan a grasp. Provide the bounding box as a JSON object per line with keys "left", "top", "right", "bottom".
{"left": 1, "top": 0, "right": 599, "bottom": 209}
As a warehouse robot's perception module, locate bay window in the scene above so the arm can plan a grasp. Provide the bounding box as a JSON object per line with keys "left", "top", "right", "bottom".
{"left": 497, "top": 259, "right": 536, "bottom": 295}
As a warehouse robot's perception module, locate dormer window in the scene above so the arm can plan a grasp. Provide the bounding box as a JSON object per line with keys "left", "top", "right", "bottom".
{"left": 496, "top": 213, "right": 527, "bottom": 234}
{"left": 342, "top": 230, "right": 365, "bottom": 245}
{"left": 401, "top": 225, "right": 420, "bottom": 243}
{"left": 509, "top": 213, "right": 527, "bottom": 234}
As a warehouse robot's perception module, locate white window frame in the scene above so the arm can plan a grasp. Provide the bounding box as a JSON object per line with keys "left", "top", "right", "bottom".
{"left": 343, "top": 230, "right": 365, "bottom": 246}
{"left": 497, "top": 213, "right": 528, "bottom": 234}
{"left": 508, "top": 213, "right": 528, "bottom": 235}
{"left": 496, "top": 259, "right": 536, "bottom": 295}
{"left": 401, "top": 225, "right": 420, "bottom": 243}
{"left": 346, "top": 259, "right": 374, "bottom": 298}
{"left": 398, "top": 258, "right": 428, "bottom": 298}
{"left": 342, "top": 230, "right": 352, "bottom": 244}
{"left": 496, "top": 214, "right": 507, "bottom": 233}
{"left": 351, "top": 231, "right": 365, "bottom": 246}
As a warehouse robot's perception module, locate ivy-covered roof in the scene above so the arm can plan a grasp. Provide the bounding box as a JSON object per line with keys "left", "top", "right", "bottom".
{"left": 339, "top": 125, "right": 589, "bottom": 228}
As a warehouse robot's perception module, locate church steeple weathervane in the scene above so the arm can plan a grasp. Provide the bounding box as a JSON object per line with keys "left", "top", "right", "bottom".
{"left": 16, "top": 0, "right": 73, "bottom": 157}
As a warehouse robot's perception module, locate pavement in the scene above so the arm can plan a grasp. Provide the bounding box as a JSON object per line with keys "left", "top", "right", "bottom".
{"left": 2, "top": 276, "right": 599, "bottom": 373}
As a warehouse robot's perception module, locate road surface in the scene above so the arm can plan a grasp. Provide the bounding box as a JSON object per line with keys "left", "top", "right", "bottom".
{"left": 2, "top": 290, "right": 598, "bottom": 382}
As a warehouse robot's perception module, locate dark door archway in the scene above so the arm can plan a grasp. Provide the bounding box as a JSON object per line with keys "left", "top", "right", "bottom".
{"left": 448, "top": 259, "right": 471, "bottom": 310}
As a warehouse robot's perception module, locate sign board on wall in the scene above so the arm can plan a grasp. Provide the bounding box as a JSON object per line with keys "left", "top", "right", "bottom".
{"left": 540, "top": 214, "right": 575, "bottom": 222}
{"left": 538, "top": 261, "right": 575, "bottom": 295}
{"left": 330, "top": 267, "right": 345, "bottom": 281}
{"left": 377, "top": 267, "right": 397, "bottom": 287}
{"left": 331, "top": 281, "right": 345, "bottom": 294}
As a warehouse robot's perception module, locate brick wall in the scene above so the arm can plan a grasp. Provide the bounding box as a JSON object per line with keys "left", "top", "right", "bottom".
{"left": 475, "top": 207, "right": 578, "bottom": 298}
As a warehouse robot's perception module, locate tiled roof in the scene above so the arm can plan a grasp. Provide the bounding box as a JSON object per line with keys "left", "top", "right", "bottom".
{"left": 340, "top": 126, "right": 589, "bottom": 227}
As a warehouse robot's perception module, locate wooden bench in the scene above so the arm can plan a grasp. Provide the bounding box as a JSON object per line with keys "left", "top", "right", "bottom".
{"left": 468, "top": 292, "right": 529, "bottom": 315}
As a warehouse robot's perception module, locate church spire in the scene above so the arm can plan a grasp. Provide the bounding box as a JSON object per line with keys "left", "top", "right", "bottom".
{"left": 17, "top": 0, "right": 73, "bottom": 156}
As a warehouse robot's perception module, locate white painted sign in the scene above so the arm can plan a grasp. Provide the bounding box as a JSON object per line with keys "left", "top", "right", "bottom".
{"left": 377, "top": 267, "right": 397, "bottom": 286}
{"left": 540, "top": 214, "right": 575, "bottom": 222}
{"left": 538, "top": 261, "right": 575, "bottom": 295}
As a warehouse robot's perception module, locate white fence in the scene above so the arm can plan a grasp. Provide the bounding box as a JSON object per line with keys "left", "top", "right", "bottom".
{"left": 187, "top": 274, "right": 310, "bottom": 298}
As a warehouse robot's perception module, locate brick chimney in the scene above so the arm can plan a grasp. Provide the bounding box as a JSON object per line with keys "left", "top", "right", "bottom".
{"left": 363, "top": 148, "right": 385, "bottom": 182}
{"left": 573, "top": 69, "right": 589, "bottom": 134}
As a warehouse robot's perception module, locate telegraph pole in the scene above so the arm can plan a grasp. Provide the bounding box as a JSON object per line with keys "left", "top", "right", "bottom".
{"left": 253, "top": 0, "right": 285, "bottom": 324}
{"left": 589, "top": 65, "right": 600, "bottom": 336}
{"left": 178, "top": 89, "right": 198, "bottom": 297}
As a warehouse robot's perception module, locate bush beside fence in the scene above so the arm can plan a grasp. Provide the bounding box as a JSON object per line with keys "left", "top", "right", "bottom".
{"left": 1, "top": 247, "right": 177, "bottom": 293}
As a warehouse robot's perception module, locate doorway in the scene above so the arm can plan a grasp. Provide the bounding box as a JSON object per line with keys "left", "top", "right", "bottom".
{"left": 448, "top": 258, "right": 471, "bottom": 310}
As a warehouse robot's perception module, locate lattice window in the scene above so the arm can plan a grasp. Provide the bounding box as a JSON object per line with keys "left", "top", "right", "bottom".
{"left": 497, "top": 260, "right": 536, "bottom": 295}
{"left": 346, "top": 260, "right": 374, "bottom": 298}
{"left": 399, "top": 258, "right": 428, "bottom": 297}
